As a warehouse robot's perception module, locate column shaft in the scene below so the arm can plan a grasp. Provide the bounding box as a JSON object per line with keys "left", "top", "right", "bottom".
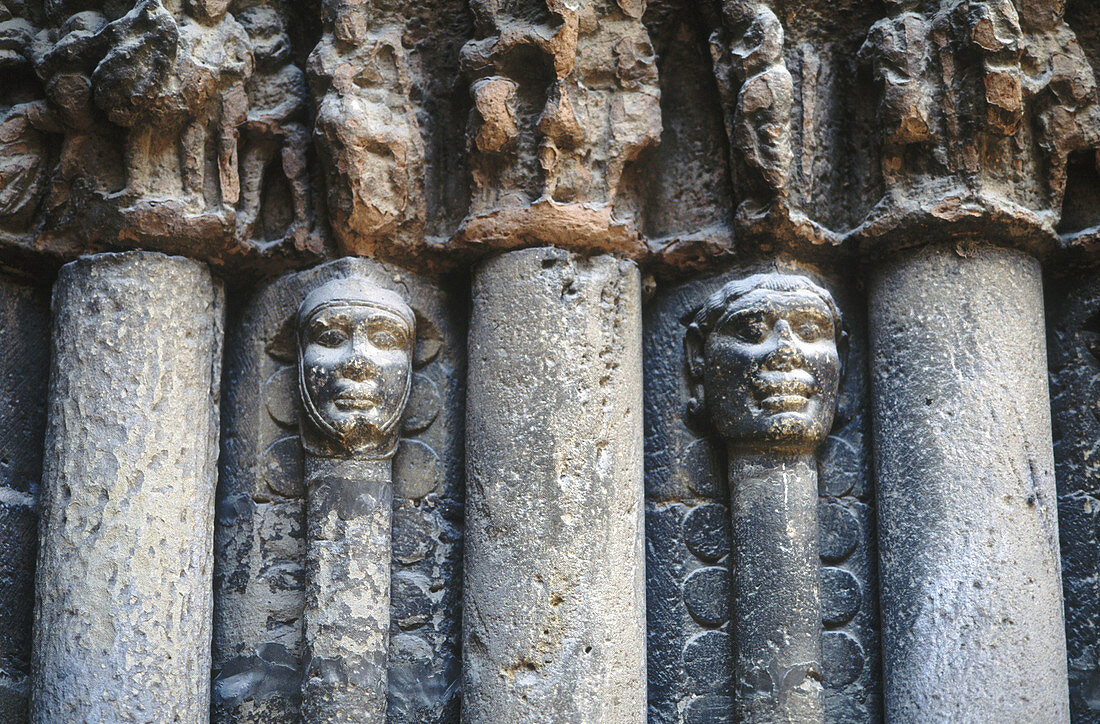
{"left": 728, "top": 453, "right": 823, "bottom": 723}
{"left": 301, "top": 456, "right": 392, "bottom": 722}
{"left": 31, "top": 252, "right": 223, "bottom": 722}
{"left": 463, "top": 247, "right": 646, "bottom": 723}
{"left": 869, "top": 243, "right": 1069, "bottom": 721}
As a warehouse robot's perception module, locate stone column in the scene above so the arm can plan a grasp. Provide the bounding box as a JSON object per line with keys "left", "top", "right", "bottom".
{"left": 301, "top": 456, "right": 393, "bottom": 721}
{"left": 869, "top": 243, "right": 1069, "bottom": 721}
{"left": 30, "top": 252, "right": 224, "bottom": 723}
{"left": 727, "top": 454, "right": 822, "bottom": 723}
{"left": 0, "top": 275, "right": 49, "bottom": 723}
{"left": 295, "top": 277, "right": 416, "bottom": 722}
{"left": 463, "top": 247, "right": 646, "bottom": 723}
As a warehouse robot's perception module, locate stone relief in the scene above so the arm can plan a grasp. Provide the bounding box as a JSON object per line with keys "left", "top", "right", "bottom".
{"left": 296, "top": 278, "right": 416, "bottom": 459}
{"left": 452, "top": 0, "right": 662, "bottom": 258}
{"left": 0, "top": 0, "right": 324, "bottom": 273}
{"left": 307, "top": 0, "right": 427, "bottom": 263}
{"left": 213, "top": 257, "right": 463, "bottom": 723}
{"left": 644, "top": 264, "right": 878, "bottom": 723}
{"left": 684, "top": 273, "right": 841, "bottom": 453}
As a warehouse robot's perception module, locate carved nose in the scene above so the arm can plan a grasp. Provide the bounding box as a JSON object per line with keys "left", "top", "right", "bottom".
{"left": 764, "top": 320, "right": 805, "bottom": 371}
{"left": 340, "top": 348, "right": 379, "bottom": 381}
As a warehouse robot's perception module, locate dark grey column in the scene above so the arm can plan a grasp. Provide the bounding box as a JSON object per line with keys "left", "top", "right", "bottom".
{"left": 30, "top": 252, "right": 223, "bottom": 723}
{"left": 463, "top": 247, "right": 646, "bottom": 723}
{"left": 0, "top": 274, "right": 49, "bottom": 723}
{"left": 727, "top": 453, "right": 822, "bottom": 723}
{"left": 869, "top": 243, "right": 1069, "bottom": 721}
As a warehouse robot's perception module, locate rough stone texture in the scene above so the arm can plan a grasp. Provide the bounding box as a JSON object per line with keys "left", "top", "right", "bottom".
{"left": 0, "top": 273, "right": 49, "bottom": 724}
{"left": 451, "top": 0, "right": 661, "bottom": 260}
{"left": 1046, "top": 272, "right": 1100, "bottom": 722}
{"left": 464, "top": 247, "right": 645, "bottom": 723}
{"left": 644, "top": 264, "right": 879, "bottom": 723}
{"left": 30, "top": 251, "right": 224, "bottom": 722}
{"left": 0, "top": 2, "right": 1098, "bottom": 275}
{"left": 302, "top": 457, "right": 393, "bottom": 722}
{"left": 870, "top": 242, "right": 1069, "bottom": 722}
{"left": 213, "top": 257, "right": 464, "bottom": 723}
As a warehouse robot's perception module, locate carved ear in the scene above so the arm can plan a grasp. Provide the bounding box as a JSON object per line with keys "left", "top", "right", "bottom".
{"left": 266, "top": 313, "right": 298, "bottom": 364}
{"left": 684, "top": 320, "right": 707, "bottom": 420}
{"left": 684, "top": 320, "right": 706, "bottom": 379}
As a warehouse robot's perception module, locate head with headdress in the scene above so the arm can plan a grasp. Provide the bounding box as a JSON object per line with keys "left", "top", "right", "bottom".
{"left": 297, "top": 277, "right": 415, "bottom": 457}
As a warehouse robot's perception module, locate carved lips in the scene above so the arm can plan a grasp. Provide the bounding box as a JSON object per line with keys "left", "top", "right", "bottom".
{"left": 696, "top": 280, "right": 842, "bottom": 454}
{"left": 755, "top": 369, "right": 817, "bottom": 412}
{"left": 296, "top": 277, "right": 416, "bottom": 456}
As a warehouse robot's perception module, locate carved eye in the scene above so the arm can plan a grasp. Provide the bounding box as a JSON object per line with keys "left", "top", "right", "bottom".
{"left": 730, "top": 317, "right": 768, "bottom": 343}
{"left": 796, "top": 319, "right": 826, "bottom": 341}
{"left": 370, "top": 326, "right": 408, "bottom": 351}
{"left": 314, "top": 328, "right": 348, "bottom": 348}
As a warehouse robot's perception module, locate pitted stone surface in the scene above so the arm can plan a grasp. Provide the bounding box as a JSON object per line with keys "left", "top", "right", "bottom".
{"left": 464, "top": 247, "right": 646, "bottom": 723}
{"left": 31, "top": 252, "right": 224, "bottom": 723}
{"left": 870, "top": 243, "right": 1069, "bottom": 722}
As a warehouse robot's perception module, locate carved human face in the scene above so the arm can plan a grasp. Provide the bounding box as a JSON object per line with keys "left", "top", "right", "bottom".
{"left": 298, "top": 283, "right": 414, "bottom": 455}
{"left": 702, "top": 287, "right": 840, "bottom": 454}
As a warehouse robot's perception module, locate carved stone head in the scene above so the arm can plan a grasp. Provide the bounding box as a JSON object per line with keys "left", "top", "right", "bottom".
{"left": 686, "top": 273, "right": 843, "bottom": 455}
{"left": 297, "top": 277, "right": 415, "bottom": 458}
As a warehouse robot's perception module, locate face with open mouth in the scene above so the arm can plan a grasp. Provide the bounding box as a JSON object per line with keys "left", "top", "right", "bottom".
{"left": 700, "top": 284, "right": 841, "bottom": 454}
{"left": 298, "top": 278, "right": 415, "bottom": 455}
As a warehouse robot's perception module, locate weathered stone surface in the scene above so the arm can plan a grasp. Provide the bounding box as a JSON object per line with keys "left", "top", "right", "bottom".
{"left": 1046, "top": 271, "right": 1100, "bottom": 722}
{"left": 464, "top": 247, "right": 645, "bottom": 722}
{"left": 295, "top": 277, "right": 417, "bottom": 721}
{"left": 870, "top": 242, "right": 1069, "bottom": 722}
{"left": 644, "top": 263, "right": 880, "bottom": 723}
{"left": 213, "top": 257, "right": 465, "bottom": 723}
{"left": 684, "top": 272, "right": 844, "bottom": 723}
{"left": 31, "top": 251, "right": 224, "bottom": 722}
{"left": 0, "top": 273, "right": 49, "bottom": 724}
{"left": 450, "top": 0, "right": 662, "bottom": 261}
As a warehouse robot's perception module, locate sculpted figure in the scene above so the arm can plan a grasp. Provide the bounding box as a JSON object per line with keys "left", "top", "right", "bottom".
{"left": 729, "top": 6, "right": 793, "bottom": 202}
{"left": 0, "top": 10, "right": 48, "bottom": 223}
{"left": 685, "top": 272, "right": 843, "bottom": 723}
{"left": 235, "top": 4, "right": 310, "bottom": 247}
{"left": 297, "top": 277, "right": 415, "bottom": 459}
{"left": 93, "top": 0, "right": 252, "bottom": 209}
{"left": 859, "top": 0, "right": 934, "bottom": 186}
{"left": 296, "top": 275, "right": 416, "bottom": 721}
{"left": 687, "top": 273, "right": 842, "bottom": 454}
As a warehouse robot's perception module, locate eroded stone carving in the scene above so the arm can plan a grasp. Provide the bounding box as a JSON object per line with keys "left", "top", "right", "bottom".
{"left": 453, "top": 0, "right": 661, "bottom": 257}
{"left": 213, "top": 258, "right": 464, "bottom": 723}
{"left": 685, "top": 272, "right": 841, "bottom": 723}
{"left": 307, "top": 0, "right": 426, "bottom": 261}
{"left": 297, "top": 278, "right": 416, "bottom": 459}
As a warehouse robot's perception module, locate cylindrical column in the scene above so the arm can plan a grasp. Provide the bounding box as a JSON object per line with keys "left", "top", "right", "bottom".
{"left": 463, "top": 247, "right": 646, "bottom": 722}
{"left": 0, "top": 275, "right": 49, "bottom": 723}
{"left": 301, "top": 457, "right": 392, "bottom": 721}
{"left": 31, "top": 252, "right": 223, "bottom": 722}
{"left": 869, "top": 243, "right": 1069, "bottom": 721}
{"left": 294, "top": 275, "right": 416, "bottom": 722}
{"left": 728, "top": 454, "right": 822, "bottom": 723}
